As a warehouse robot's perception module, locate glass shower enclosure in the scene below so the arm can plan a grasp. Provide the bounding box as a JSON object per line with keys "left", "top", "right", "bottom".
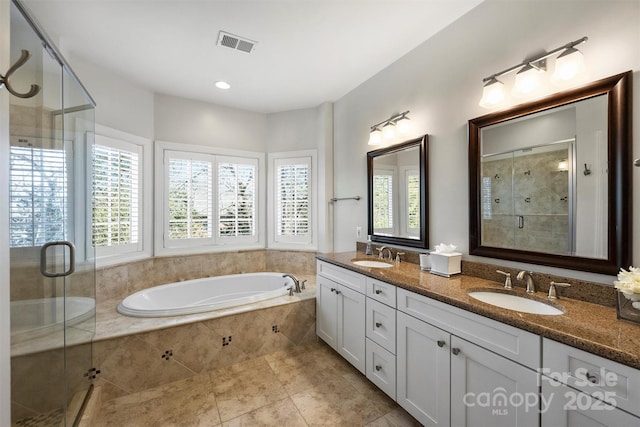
{"left": 8, "top": 1, "right": 96, "bottom": 425}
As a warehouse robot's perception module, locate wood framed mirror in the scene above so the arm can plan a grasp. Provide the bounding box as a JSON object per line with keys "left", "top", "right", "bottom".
{"left": 367, "top": 135, "right": 429, "bottom": 249}
{"left": 469, "top": 71, "right": 632, "bottom": 275}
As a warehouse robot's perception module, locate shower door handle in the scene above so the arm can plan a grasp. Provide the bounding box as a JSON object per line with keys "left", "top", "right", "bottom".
{"left": 40, "top": 240, "right": 76, "bottom": 277}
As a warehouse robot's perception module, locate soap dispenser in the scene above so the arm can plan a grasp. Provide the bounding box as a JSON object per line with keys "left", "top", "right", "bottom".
{"left": 365, "top": 235, "right": 373, "bottom": 255}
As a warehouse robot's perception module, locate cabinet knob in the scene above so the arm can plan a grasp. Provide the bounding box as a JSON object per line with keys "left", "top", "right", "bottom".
{"left": 375, "top": 289, "right": 382, "bottom": 295}
{"left": 335, "top": 290, "right": 341, "bottom": 295}
{"left": 437, "top": 340, "right": 445, "bottom": 348}
{"left": 452, "top": 348, "right": 461, "bottom": 356}
{"left": 375, "top": 322, "right": 382, "bottom": 328}
{"left": 375, "top": 365, "right": 382, "bottom": 371}
{"left": 330, "top": 288, "right": 336, "bottom": 293}
{"left": 585, "top": 372, "right": 599, "bottom": 384}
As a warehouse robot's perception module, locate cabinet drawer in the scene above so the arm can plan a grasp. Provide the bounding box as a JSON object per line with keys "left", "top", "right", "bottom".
{"left": 542, "top": 382, "right": 640, "bottom": 427}
{"left": 366, "top": 298, "right": 396, "bottom": 353}
{"left": 543, "top": 338, "right": 640, "bottom": 418}
{"left": 366, "top": 338, "right": 396, "bottom": 400}
{"left": 317, "top": 261, "right": 366, "bottom": 293}
{"left": 397, "top": 288, "right": 540, "bottom": 368}
{"left": 366, "top": 277, "right": 396, "bottom": 308}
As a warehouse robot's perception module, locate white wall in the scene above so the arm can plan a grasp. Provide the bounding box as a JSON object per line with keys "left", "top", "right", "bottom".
{"left": 70, "top": 56, "right": 154, "bottom": 139}
{"left": 266, "top": 106, "right": 320, "bottom": 152}
{"left": 333, "top": 0, "right": 640, "bottom": 283}
{"left": 154, "top": 93, "right": 267, "bottom": 150}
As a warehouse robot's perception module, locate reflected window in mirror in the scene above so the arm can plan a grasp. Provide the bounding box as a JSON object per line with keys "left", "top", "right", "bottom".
{"left": 469, "top": 71, "right": 632, "bottom": 275}
{"left": 368, "top": 135, "right": 429, "bottom": 249}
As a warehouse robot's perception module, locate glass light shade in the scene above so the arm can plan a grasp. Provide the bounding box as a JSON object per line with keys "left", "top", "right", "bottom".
{"left": 368, "top": 128, "right": 383, "bottom": 145}
{"left": 396, "top": 116, "right": 411, "bottom": 134}
{"left": 552, "top": 48, "right": 585, "bottom": 83}
{"left": 382, "top": 122, "right": 395, "bottom": 139}
{"left": 215, "top": 81, "right": 231, "bottom": 90}
{"left": 512, "top": 64, "right": 544, "bottom": 97}
{"left": 478, "top": 78, "right": 505, "bottom": 108}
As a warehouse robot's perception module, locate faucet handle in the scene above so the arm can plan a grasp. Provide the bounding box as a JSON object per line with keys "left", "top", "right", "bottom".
{"left": 300, "top": 279, "right": 307, "bottom": 290}
{"left": 496, "top": 270, "right": 512, "bottom": 290}
{"left": 548, "top": 282, "right": 570, "bottom": 299}
{"left": 395, "top": 252, "right": 405, "bottom": 263}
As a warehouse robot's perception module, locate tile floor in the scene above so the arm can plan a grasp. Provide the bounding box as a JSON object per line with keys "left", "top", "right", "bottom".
{"left": 94, "top": 340, "right": 421, "bottom": 426}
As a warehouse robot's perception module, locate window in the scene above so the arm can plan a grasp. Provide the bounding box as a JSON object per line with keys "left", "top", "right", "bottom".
{"left": 9, "top": 137, "right": 68, "bottom": 247}
{"left": 93, "top": 138, "right": 141, "bottom": 251}
{"left": 372, "top": 168, "right": 395, "bottom": 235}
{"left": 217, "top": 157, "right": 257, "bottom": 240}
{"left": 400, "top": 168, "right": 420, "bottom": 237}
{"left": 268, "top": 151, "right": 316, "bottom": 249}
{"left": 167, "top": 153, "right": 213, "bottom": 241}
{"left": 92, "top": 125, "right": 151, "bottom": 264}
{"left": 157, "top": 142, "right": 264, "bottom": 254}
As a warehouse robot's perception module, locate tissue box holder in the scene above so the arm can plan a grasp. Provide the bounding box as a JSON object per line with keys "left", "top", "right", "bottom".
{"left": 429, "top": 252, "right": 461, "bottom": 277}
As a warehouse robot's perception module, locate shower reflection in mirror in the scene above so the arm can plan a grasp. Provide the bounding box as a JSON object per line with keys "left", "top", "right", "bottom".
{"left": 479, "top": 95, "right": 608, "bottom": 259}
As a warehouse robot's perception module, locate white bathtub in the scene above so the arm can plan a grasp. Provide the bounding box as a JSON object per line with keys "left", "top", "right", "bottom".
{"left": 117, "top": 272, "right": 295, "bottom": 318}
{"left": 11, "top": 297, "right": 96, "bottom": 344}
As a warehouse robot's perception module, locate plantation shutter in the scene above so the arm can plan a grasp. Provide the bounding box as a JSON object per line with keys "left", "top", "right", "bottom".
{"left": 92, "top": 137, "right": 141, "bottom": 249}
{"left": 9, "top": 137, "right": 68, "bottom": 247}
{"left": 165, "top": 151, "right": 214, "bottom": 243}
{"left": 217, "top": 156, "right": 257, "bottom": 239}
{"left": 406, "top": 171, "right": 420, "bottom": 233}
{"left": 275, "top": 157, "right": 311, "bottom": 243}
{"left": 373, "top": 171, "right": 394, "bottom": 232}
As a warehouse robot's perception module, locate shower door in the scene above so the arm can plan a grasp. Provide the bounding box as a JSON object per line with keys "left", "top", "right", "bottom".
{"left": 9, "top": 1, "right": 95, "bottom": 425}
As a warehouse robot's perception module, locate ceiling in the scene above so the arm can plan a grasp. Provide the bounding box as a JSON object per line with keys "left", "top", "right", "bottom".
{"left": 22, "top": 0, "right": 483, "bottom": 113}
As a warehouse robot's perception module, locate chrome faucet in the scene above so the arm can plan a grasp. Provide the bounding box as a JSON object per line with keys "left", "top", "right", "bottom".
{"left": 517, "top": 271, "right": 535, "bottom": 294}
{"left": 283, "top": 274, "right": 306, "bottom": 293}
{"left": 377, "top": 246, "right": 393, "bottom": 261}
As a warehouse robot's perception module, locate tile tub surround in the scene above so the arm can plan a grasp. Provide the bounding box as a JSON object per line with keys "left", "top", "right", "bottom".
{"left": 318, "top": 252, "right": 640, "bottom": 370}
{"left": 92, "top": 276, "right": 316, "bottom": 402}
{"left": 96, "top": 249, "right": 317, "bottom": 302}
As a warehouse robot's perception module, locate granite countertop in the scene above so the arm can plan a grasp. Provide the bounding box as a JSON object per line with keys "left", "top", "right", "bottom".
{"left": 317, "top": 252, "right": 640, "bottom": 370}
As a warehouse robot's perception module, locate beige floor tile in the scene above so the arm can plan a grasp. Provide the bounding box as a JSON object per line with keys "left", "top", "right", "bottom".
{"left": 290, "top": 374, "right": 384, "bottom": 426}
{"left": 365, "top": 407, "right": 424, "bottom": 427}
{"left": 222, "top": 397, "right": 308, "bottom": 427}
{"left": 96, "top": 376, "right": 220, "bottom": 427}
{"left": 210, "top": 357, "right": 288, "bottom": 422}
{"left": 94, "top": 340, "right": 420, "bottom": 427}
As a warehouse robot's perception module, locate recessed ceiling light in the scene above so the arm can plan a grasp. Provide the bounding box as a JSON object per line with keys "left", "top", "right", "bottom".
{"left": 215, "top": 81, "right": 231, "bottom": 90}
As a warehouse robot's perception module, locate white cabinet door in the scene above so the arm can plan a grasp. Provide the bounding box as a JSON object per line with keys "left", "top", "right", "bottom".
{"left": 337, "top": 284, "right": 366, "bottom": 373}
{"left": 316, "top": 275, "right": 338, "bottom": 349}
{"left": 450, "top": 336, "right": 539, "bottom": 427}
{"left": 397, "top": 312, "right": 450, "bottom": 426}
{"left": 541, "top": 382, "right": 640, "bottom": 427}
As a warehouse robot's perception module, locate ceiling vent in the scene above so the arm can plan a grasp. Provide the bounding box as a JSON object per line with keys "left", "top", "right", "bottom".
{"left": 217, "top": 31, "right": 257, "bottom": 54}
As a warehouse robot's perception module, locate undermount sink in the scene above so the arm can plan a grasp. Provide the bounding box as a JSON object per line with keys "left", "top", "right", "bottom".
{"left": 351, "top": 259, "right": 394, "bottom": 269}
{"left": 468, "top": 289, "right": 564, "bottom": 315}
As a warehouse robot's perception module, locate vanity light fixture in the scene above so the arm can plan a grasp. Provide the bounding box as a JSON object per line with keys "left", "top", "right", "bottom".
{"left": 479, "top": 36, "right": 588, "bottom": 108}
{"left": 479, "top": 77, "right": 506, "bottom": 108}
{"left": 367, "top": 110, "right": 411, "bottom": 145}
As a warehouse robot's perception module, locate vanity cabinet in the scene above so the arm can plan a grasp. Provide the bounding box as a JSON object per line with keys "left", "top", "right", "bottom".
{"left": 316, "top": 259, "right": 640, "bottom": 427}
{"left": 316, "top": 262, "right": 366, "bottom": 373}
{"left": 397, "top": 289, "right": 540, "bottom": 426}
